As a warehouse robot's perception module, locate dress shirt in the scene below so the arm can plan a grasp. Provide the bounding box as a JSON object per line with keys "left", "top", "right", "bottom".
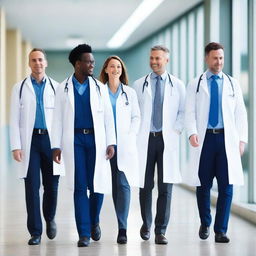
{"left": 31, "top": 76, "right": 47, "bottom": 129}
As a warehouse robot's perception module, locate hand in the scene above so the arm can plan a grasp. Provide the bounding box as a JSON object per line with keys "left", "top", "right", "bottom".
{"left": 12, "top": 149, "right": 22, "bottom": 162}
{"left": 239, "top": 141, "right": 245, "bottom": 156}
{"left": 106, "top": 145, "right": 115, "bottom": 160}
{"left": 189, "top": 134, "right": 199, "bottom": 147}
{"left": 53, "top": 149, "right": 62, "bottom": 164}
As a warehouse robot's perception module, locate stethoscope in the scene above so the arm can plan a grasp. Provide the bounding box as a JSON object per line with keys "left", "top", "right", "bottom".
{"left": 120, "top": 83, "right": 129, "bottom": 105}
{"left": 196, "top": 72, "right": 235, "bottom": 97}
{"left": 64, "top": 75, "right": 101, "bottom": 96}
{"left": 19, "top": 77, "right": 55, "bottom": 100}
{"left": 64, "top": 75, "right": 103, "bottom": 111}
{"left": 142, "top": 73, "right": 174, "bottom": 93}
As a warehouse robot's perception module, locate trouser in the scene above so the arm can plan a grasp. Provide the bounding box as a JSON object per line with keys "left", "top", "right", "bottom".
{"left": 25, "top": 133, "right": 59, "bottom": 236}
{"left": 197, "top": 132, "right": 233, "bottom": 233}
{"left": 74, "top": 133, "right": 104, "bottom": 238}
{"left": 139, "top": 133, "right": 173, "bottom": 235}
{"left": 110, "top": 151, "right": 130, "bottom": 230}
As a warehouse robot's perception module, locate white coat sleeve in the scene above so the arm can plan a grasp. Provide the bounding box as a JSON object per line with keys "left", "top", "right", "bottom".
{"left": 185, "top": 79, "right": 198, "bottom": 138}
{"left": 9, "top": 84, "right": 22, "bottom": 151}
{"left": 51, "top": 85, "right": 64, "bottom": 149}
{"left": 129, "top": 88, "right": 141, "bottom": 135}
{"left": 234, "top": 80, "right": 248, "bottom": 143}
{"left": 102, "top": 85, "right": 116, "bottom": 146}
{"left": 173, "top": 81, "right": 186, "bottom": 133}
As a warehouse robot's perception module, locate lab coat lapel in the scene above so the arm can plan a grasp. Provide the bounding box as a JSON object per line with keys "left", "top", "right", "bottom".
{"left": 67, "top": 75, "right": 75, "bottom": 112}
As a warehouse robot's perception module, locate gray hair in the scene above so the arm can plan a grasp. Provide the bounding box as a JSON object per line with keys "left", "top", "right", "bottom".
{"left": 151, "top": 45, "right": 170, "bottom": 58}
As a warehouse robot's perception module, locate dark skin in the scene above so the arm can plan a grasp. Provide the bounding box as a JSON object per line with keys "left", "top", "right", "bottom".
{"left": 53, "top": 52, "right": 115, "bottom": 164}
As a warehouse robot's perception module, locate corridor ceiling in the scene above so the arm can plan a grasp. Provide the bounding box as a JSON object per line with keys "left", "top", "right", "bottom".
{"left": 0, "top": 0, "right": 201, "bottom": 50}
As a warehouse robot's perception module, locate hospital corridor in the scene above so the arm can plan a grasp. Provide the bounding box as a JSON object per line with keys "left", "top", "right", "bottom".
{"left": 0, "top": 0, "right": 256, "bottom": 256}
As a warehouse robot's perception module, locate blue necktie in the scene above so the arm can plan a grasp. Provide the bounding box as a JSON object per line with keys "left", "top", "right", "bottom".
{"left": 153, "top": 76, "right": 162, "bottom": 130}
{"left": 209, "top": 75, "right": 219, "bottom": 127}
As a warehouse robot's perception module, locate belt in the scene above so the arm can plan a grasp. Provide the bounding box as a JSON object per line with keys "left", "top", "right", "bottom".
{"left": 150, "top": 131, "right": 162, "bottom": 137}
{"left": 33, "top": 128, "right": 48, "bottom": 135}
{"left": 206, "top": 128, "right": 224, "bottom": 134}
{"left": 75, "top": 128, "right": 94, "bottom": 134}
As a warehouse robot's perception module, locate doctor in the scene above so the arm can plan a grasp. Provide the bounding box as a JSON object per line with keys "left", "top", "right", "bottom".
{"left": 9, "top": 48, "right": 60, "bottom": 245}
{"left": 133, "top": 45, "right": 185, "bottom": 244}
{"left": 185, "top": 42, "right": 248, "bottom": 243}
{"left": 51, "top": 44, "right": 116, "bottom": 247}
{"left": 99, "top": 56, "right": 140, "bottom": 244}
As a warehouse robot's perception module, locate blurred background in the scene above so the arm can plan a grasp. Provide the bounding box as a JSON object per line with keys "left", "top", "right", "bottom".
{"left": 0, "top": 0, "right": 255, "bottom": 231}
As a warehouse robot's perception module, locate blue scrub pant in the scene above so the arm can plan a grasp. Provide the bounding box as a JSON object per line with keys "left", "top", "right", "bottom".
{"left": 24, "top": 133, "right": 59, "bottom": 236}
{"left": 110, "top": 151, "right": 130, "bottom": 230}
{"left": 74, "top": 133, "right": 104, "bottom": 238}
{"left": 197, "top": 132, "right": 233, "bottom": 234}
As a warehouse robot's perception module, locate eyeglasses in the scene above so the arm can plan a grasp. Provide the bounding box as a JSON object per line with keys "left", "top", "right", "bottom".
{"left": 80, "top": 59, "right": 95, "bottom": 65}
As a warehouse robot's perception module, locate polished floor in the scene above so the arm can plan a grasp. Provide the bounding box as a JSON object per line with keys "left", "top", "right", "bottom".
{"left": 0, "top": 162, "right": 256, "bottom": 256}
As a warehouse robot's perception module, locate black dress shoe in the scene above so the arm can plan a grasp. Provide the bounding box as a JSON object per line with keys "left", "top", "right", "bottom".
{"left": 215, "top": 233, "right": 230, "bottom": 243}
{"left": 77, "top": 237, "right": 90, "bottom": 247}
{"left": 117, "top": 229, "right": 127, "bottom": 244}
{"left": 91, "top": 223, "right": 101, "bottom": 241}
{"left": 140, "top": 225, "right": 150, "bottom": 240}
{"left": 199, "top": 225, "right": 210, "bottom": 240}
{"left": 155, "top": 234, "right": 168, "bottom": 244}
{"left": 46, "top": 220, "right": 57, "bottom": 239}
{"left": 28, "top": 236, "right": 41, "bottom": 245}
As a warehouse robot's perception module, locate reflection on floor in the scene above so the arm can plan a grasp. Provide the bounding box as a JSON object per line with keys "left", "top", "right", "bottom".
{"left": 0, "top": 161, "right": 256, "bottom": 256}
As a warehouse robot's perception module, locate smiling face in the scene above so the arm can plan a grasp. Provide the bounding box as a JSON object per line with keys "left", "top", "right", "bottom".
{"left": 29, "top": 51, "right": 47, "bottom": 76}
{"left": 76, "top": 52, "right": 95, "bottom": 76}
{"left": 105, "top": 58, "right": 122, "bottom": 81}
{"left": 150, "top": 50, "right": 169, "bottom": 75}
{"left": 205, "top": 49, "right": 224, "bottom": 74}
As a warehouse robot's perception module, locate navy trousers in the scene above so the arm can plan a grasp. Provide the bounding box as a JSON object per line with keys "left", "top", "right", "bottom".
{"left": 197, "top": 132, "right": 233, "bottom": 233}
{"left": 110, "top": 151, "right": 131, "bottom": 230}
{"left": 24, "top": 133, "right": 59, "bottom": 236}
{"left": 139, "top": 133, "right": 173, "bottom": 235}
{"left": 74, "top": 133, "right": 104, "bottom": 238}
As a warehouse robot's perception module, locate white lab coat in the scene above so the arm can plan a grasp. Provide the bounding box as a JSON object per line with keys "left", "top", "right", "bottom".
{"left": 9, "top": 76, "right": 59, "bottom": 179}
{"left": 107, "top": 84, "right": 141, "bottom": 187}
{"left": 133, "top": 72, "right": 186, "bottom": 187}
{"left": 184, "top": 71, "right": 248, "bottom": 186}
{"left": 51, "top": 75, "right": 116, "bottom": 193}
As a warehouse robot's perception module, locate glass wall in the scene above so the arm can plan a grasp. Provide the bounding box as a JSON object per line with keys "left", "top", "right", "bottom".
{"left": 231, "top": 0, "right": 249, "bottom": 203}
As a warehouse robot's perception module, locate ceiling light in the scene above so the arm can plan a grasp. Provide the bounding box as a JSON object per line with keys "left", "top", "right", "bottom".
{"left": 66, "top": 36, "right": 84, "bottom": 48}
{"left": 107, "top": 0, "right": 165, "bottom": 49}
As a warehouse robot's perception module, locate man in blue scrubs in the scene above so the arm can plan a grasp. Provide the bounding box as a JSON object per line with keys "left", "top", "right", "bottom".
{"left": 52, "top": 44, "right": 115, "bottom": 247}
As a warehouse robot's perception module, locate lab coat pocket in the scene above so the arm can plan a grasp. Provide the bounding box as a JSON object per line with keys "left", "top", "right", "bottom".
{"left": 226, "top": 94, "right": 236, "bottom": 112}
{"left": 45, "top": 95, "right": 55, "bottom": 109}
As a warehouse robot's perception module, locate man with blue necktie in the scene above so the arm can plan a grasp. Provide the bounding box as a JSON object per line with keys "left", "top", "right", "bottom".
{"left": 185, "top": 42, "right": 248, "bottom": 243}
{"left": 10, "top": 48, "right": 60, "bottom": 245}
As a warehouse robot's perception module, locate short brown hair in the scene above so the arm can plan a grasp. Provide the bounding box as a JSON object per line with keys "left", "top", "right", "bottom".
{"left": 99, "top": 55, "right": 129, "bottom": 85}
{"left": 205, "top": 42, "right": 224, "bottom": 56}
{"left": 29, "top": 48, "right": 47, "bottom": 59}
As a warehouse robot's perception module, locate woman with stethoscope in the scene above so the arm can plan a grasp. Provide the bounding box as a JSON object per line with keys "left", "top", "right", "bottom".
{"left": 99, "top": 56, "right": 140, "bottom": 244}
